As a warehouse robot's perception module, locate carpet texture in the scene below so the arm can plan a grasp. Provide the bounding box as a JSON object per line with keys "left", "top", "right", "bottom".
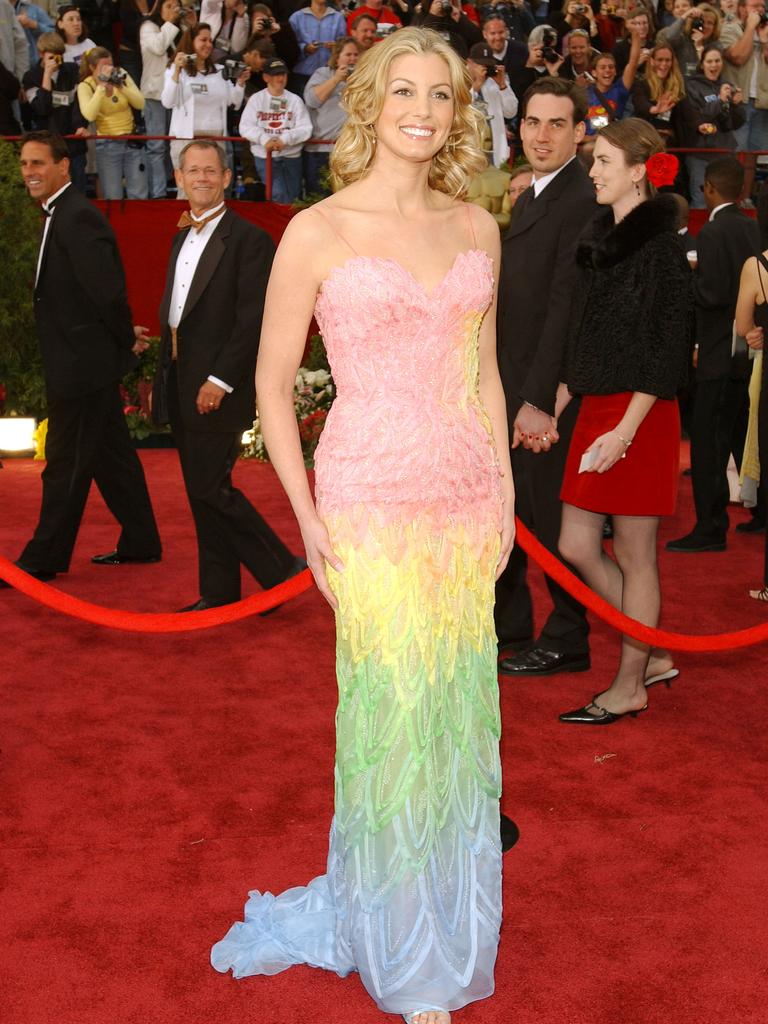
{"left": 1, "top": 450, "right": 767, "bottom": 1024}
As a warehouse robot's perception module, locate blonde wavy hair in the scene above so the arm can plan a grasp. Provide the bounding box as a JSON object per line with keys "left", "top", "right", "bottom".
{"left": 330, "top": 27, "right": 486, "bottom": 198}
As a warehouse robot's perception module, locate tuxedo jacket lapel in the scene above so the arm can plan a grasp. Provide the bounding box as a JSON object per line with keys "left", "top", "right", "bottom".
{"left": 505, "top": 158, "right": 581, "bottom": 240}
{"left": 180, "top": 210, "right": 233, "bottom": 324}
{"left": 159, "top": 229, "right": 186, "bottom": 328}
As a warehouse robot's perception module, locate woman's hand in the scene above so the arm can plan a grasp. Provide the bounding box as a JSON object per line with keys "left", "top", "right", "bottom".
{"left": 719, "top": 82, "right": 733, "bottom": 102}
{"left": 496, "top": 494, "right": 516, "bottom": 580}
{"left": 746, "top": 326, "right": 764, "bottom": 350}
{"left": 299, "top": 514, "right": 344, "bottom": 609}
{"left": 586, "top": 429, "right": 632, "bottom": 473}
{"left": 236, "top": 67, "right": 251, "bottom": 87}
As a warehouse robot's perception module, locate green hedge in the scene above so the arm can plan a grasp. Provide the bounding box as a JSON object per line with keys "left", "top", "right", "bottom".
{"left": 0, "top": 141, "right": 46, "bottom": 417}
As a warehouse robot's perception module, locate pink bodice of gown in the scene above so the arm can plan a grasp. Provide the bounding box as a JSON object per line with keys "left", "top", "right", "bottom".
{"left": 313, "top": 249, "right": 502, "bottom": 528}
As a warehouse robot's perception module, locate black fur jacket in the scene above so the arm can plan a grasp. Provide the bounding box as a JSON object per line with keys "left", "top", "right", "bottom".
{"left": 564, "top": 194, "right": 694, "bottom": 400}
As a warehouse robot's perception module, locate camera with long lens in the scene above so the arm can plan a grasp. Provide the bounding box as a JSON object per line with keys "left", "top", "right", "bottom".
{"left": 759, "top": 11, "right": 768, "bottom": 25}
{"left": 222, "top": 59, "right": 248, "bottom": 81}
{"left": 256, "top": 17, "right": 271, "bottom": 30}
{"left": 98, "top": 67, "right": 127, "bottom": 85}
{"left": 690, "top": 16, "right": 705, "bottom": 30}
{"left": 439, "top": 0, "right": 452, "bottom": 13}
{"left": 542, "top": 29, "right": 559, "bottom": 64}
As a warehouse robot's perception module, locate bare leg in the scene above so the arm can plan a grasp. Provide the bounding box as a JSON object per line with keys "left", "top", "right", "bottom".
{"left": 559, "top": 506, "right": 673, "bottom": 707}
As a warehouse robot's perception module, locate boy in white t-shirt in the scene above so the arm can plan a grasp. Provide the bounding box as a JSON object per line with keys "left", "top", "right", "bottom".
{"left": 239, "top": 57, "right": 312, "bottom": 203}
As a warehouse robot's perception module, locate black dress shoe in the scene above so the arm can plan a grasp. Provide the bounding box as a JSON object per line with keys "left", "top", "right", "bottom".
{"left": 735, "top": 518, "right": 766, "bottom": 534}
{"left": 91, "top": 550, "right": 161, "bottom": 565}
{"left": 500, "top": 813, "right": 520, "bottom": 853}
{"left": 499, "top": 646, "right": 590, "bottom": 677}
{"left": 0, "top": 561, "right": 58, "bottom": 588}
{"left": 177, "top": 598, "right": 229, "bottom": 612}
{"left": 497, "top": 636, "right": 533, "bottom": 656}
{"left": 559, "top": 697, "right": 648, "bottom": 725}
{"left": 665, "top": 532, "right": 726, "bottom": 553}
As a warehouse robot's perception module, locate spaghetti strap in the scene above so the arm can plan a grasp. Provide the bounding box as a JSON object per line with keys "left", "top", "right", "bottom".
{"left": 757, "top": 252, "right": 768, "bottom": 305}
{"left": 314, "top": 206, "right": 361, "bottom": 258}
{"left": 465, "top": 201, "right": 477, "bottom": 249}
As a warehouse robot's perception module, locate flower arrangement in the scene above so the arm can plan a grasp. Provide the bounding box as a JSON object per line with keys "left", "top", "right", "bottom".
{"left": 242, "top": 364, "right": 334, "bottom": 467}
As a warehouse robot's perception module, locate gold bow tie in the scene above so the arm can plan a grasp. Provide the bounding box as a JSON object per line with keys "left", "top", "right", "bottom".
{"left": 176, "top": 207, "right": 223, "bottom": 232}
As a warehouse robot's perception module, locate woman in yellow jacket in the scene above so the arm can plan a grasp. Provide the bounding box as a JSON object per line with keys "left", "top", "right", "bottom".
{"left": 77, "top": 47, "right": 149, "bottom": 199}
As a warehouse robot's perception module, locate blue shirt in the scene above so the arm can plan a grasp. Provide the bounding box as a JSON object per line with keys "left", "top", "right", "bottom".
{"left": 14, "top": 1, "right": 54, "bottom": 67}
{"left": 585, "top": 81, "right": 629, "bottom": 136}
{"left": 289, "top": 7, "right": 346, "bottom": 78}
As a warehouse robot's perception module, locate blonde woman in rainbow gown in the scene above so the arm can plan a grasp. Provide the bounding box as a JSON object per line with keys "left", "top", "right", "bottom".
{"left": 211, "top": 27, "right": 515, "bottom": 1024}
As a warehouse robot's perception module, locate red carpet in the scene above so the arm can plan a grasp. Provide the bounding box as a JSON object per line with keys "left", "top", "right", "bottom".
{"left": 1, "top": 450, "right": 767, "bottom": 1024}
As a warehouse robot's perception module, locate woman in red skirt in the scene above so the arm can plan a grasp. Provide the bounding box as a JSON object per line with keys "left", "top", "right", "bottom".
{"left": 555, "top": 119, "right": 693, "bottom": 725}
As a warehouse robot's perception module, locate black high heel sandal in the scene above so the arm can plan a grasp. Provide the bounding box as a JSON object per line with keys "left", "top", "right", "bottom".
{"left": 559, "top": 697, "right": 648, "bottom": 725}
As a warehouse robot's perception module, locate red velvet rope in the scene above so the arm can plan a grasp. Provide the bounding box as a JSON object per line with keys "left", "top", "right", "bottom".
{"left": 0, "top": 556, "right": 313, "bottom": 632}
{"left": 2, "top": 522, "right": 768, "bottom": 647}
{"left": 513, "top": 520, "right": 768, "bottom": 651}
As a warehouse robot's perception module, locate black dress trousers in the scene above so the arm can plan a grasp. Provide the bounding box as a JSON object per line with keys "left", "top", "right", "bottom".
{"left": 166, "top": 366, "right": 301, "bottom": 604}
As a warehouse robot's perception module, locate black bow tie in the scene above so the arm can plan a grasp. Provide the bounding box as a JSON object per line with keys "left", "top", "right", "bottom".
{"left": 42, "top": 203, "right": 57, "bottom": 217}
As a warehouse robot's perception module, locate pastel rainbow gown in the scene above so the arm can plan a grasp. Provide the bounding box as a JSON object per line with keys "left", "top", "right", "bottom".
{"left": 211, "top": 245, "right": 503, "bottom": 1015}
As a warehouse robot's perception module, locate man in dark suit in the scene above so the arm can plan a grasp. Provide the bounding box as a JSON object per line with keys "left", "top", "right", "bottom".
{"left": 667, "top": 157, "right": 760, "bottom": 553}
{"left": 496, "top": 77, "right": 598, "bottom": 677}
{"left": 153, "top": 140, "right": 305, "bottom": 610}
{"left": 1, "top": 131, "right": 161, "bottom": 588}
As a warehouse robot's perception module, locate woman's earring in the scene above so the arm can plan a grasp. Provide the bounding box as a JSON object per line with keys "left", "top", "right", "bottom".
{"left": 635, "top": 179, "right": 641, "bottom": 198}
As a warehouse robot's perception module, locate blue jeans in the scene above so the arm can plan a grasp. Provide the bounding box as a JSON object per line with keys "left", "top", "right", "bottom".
{"left": 733, "top": 99, "right": 768, "bottom": 153}
{"left": 95, "top": 138, "right": 148, "bottom": 200}
{"left": 254, "top": 155, "right": 303, "bottom": 204}
{"left": 687, "top": 154, "right": 709, "bottom": 209}
{"left": 303, "top": 150, "right": 330, "bottom": 195}
{"left": 143, "top": 99, "right": 170, "bottom": 199}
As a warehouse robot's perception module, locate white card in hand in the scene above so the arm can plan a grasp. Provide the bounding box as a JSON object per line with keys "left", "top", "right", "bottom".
{"left": 579, "top": 448, "right": 598, "bottom": 473}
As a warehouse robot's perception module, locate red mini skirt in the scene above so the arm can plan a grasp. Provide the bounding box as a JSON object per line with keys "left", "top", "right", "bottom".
{"left": 560, "top": 392, "right": 680, "bottom": 516}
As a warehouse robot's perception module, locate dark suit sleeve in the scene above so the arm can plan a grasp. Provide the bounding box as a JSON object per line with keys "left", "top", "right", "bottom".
{"left": 519, "top": 201, "right": 593, "bottom": 416}
{"left": 210, "top": 227, "right": 275, "bottom": 388}
{"left": 63, "top": 204, "right": 136, "bottom": 350}
{"left": 693, "top": 223, "right": 735, "bottom": 311}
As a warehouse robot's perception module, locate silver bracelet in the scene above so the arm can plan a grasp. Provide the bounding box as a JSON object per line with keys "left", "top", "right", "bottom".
{"left": 615, "top": 431, "right": 633, "bottom": 448}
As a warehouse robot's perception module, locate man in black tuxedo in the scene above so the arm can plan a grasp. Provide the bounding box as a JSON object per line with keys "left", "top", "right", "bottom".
{"left": 496, "top": 77, "right": 598, "bottom": 677}
{"left": 667, "top": 157, "right": 760, "bottom": 553}
{"left": 1, "top": 131, "right": 161, "bottom": 588}
{"left": 153, "top": 140, "right": 305, "bottom": 610}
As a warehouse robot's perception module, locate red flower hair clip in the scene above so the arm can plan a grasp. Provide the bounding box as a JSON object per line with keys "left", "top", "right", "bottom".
{"left": 645, "top": 152, "right": 679, "bottom": 188}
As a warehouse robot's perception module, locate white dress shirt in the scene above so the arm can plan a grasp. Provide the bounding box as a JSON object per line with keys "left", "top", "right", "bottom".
{"left": 709, "top": 201, "right": 733, "bottom": 221}
{"left": 533, "top": 155, "right": 577, "bottom": 197}
{"left": 169, "top": 202, "right": 232, "bottom": 392}
{"left": 36, "top": 180, "right": 72, "bottom": 287}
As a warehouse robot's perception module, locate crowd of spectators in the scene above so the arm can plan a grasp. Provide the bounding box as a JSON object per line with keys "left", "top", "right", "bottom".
{"left": 3, "top": 0, "right": 768, "bottom": 203}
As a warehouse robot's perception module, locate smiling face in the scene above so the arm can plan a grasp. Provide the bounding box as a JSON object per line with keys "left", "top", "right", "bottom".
{"left": 57, "top": 9, "right": 82, "bottom": 41}
{"left": 20, "top": 140, "right": 70, "bottom": 202}
{"left": 482, "top": 17, "right": 508, "bottom": 54}
{"left": 568, "top": 34, "right": 590, "bottom": 66}
{"left": 194, "top": 28, "right": 213, "bottom": 60}
{"left": 701, "top": 47, "right": 723, "bottom": 80}
{"left": 161, "top": 0, "right": 180, "bottom": 19}
{"left": 590, "top": 134, "right": 643, "bottom": 207}
{"left": 593, "top": 55, "right": 617, "bottom": 90}
{"left": 520, "top": 92, "right": 585, "bottom": 174}
{"left": 374, "top": 52, "right": 454, "bottom": 164}
{"left": 672, "top": 0, "right": 691, "bottom": 16}
{"left": 650, "top": 46, "right": 673, "bottom": 79}
{"left": 351, "top": 18, "right": 376, "bottom": 49}
{"left": 175, "top": 144, "right": 231, "bottom": 213}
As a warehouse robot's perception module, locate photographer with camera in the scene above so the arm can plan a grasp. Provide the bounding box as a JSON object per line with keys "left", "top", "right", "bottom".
{"left": 201, "top": 0, "right": 249, "bottom": 62}
{"left": 467, "top": 40, "right": 517, "bottom": 164}
{"left": 141, "top": 0, "right": 193, "bottom": 198}
{"left": 414, "top": 0, "right": 482, "bottom": 58}
{"left": 248, "top": 4, "right": 300, "bottom": 81}
{"left": 683, "top": 44, "right": 746, "bottom": 206}
{"left": 303, "top": 35, "right": 358, "bottom": 193}
{"left": 77, "top": 46, "right": 148, "bottom": 198}
{"left": 721, "top": 0, "right": 768, "bottom": 161}
{"left": 552, "top": 0, "right": 599, "bottom": 49}
{"left": 289, "top": 0, "right": 346, "bottom": 93}
{"left": 239, "top": 56, "right": 311, "bottom": 201}
{"left": 559, "top": 26, "right": 598, "bottom": 81}
{"left": 23, "top": 32, "right": 88, "bottom": 189}
{"left": 658, "top": 2, "right": 721, "bottom": 79}
{"left": 161, "top": 22, "right": 249, "bottom": 192}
